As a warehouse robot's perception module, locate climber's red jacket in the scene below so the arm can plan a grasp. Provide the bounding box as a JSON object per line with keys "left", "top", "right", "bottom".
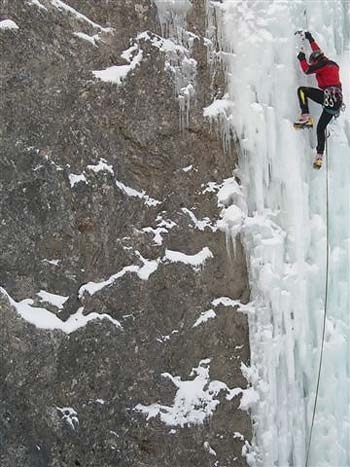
{"left": 299, "top": 40, "right": 342, "bottom": 89}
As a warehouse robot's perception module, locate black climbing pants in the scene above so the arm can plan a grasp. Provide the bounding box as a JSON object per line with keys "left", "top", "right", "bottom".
{"left": 297, "top": 86, "right": 333, "bottom": 154}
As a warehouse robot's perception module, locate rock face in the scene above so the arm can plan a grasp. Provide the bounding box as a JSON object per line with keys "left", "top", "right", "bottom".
{"left": 0, "top": 1, "right": 251, "bottom": 466}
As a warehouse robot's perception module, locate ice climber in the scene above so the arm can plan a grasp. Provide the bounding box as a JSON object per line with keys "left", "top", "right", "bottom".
{"left": 294, "top": 31, "right": 343, "bottom": 169}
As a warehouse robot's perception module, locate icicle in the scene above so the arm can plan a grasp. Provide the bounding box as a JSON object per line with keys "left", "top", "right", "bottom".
{"left": 153, "top": 0, "right": 197, "bottom": 131}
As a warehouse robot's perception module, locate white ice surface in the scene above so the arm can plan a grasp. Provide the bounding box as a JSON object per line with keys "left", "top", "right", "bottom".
{"left": 203, "top": 94, "right": 231, "bottom": 119}
{"left": 216, "top": 1, "right": 350, "bottom": 465}
{"left": 217, "top": 177, "right": 243, "bottom": 208}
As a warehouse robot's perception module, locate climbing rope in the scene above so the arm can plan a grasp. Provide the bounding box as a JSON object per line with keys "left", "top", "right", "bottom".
{"left": 302, "top": 6, "right": 331, "bottom": 461}
{"left": 305, "top": 138, "right": 331, "bottom": 466}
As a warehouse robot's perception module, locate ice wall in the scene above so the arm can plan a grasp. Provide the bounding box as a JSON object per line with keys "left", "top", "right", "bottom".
{"left": 214, "top": 0, "right": 350, "bottom": 465}
{"left": 154, "top": 0, "right": 197, "bottom": 129}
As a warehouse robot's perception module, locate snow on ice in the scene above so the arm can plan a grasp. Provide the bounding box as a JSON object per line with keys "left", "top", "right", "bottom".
{"left": 203, "top": 94, "right": 232, "bottom": 120}
{"left": 216, "top": 177, "right": 243, "bottom": 208}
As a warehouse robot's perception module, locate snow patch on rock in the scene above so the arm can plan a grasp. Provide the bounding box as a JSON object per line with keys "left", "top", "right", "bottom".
{"left": 51, "top": 0, "right": 113, "bottom": 33}
{"left": 1, "top": 288, "right": 122, "bottom": 333}
{"left": 164, "top": 247, "right": 213, "bottom": 270}
{"left": 57, "top": 407, "right": 79, "bottom": 430}
{"left": 93, "top": 49, "right": 143, "bottom": 85}
{"left": 115, "top": 179, "right": 161, "bottom": 207}
{"left": 68, "top": 173, "right": 87, "bottom": 188}
{"left": 87, "top": 158, "right": 114, "bottom": 175}
{"left": 193, "top": 296, "right": 254, "bottom": 328}
{"left": 27, "top": 0, "right": 48, "bottom": 10}
{"left": 142, "top": 215, "right": 176, "bottom": 245}
{"left": 37, "top": 290, "right": 68, "bottom": 310}
{"left": 73, "top": 31, "right": 100, "bottom": 47}
{"left": 135, "top": 359, "right": 243, "bottom": 427}
{"left": 0, "top": 19, "right": 19, "bottom": 30}
{"left": 182, "top": 207, "right": 217, "bottom": 232}
{"left": 192, "top": 309, "right": 216, "bottom": 328}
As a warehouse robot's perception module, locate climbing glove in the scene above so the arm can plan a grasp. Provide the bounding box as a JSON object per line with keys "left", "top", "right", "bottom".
{"left": 304, "top": 31, "right": 314, "bottom": 42}
{"left": 297, "top": 51, "right": 306, "bottom": 61}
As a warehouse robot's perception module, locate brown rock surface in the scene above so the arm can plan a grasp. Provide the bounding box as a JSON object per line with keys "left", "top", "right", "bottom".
{"left": 0, "top": 1, "right": 251, "bottom": 466}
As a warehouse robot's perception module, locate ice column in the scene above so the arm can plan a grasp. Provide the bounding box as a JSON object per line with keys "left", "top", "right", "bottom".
{"left": 154, "top": 0, "right": 197, "bottom": 130}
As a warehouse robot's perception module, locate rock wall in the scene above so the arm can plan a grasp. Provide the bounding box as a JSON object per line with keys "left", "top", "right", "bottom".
{"left": 0, "top": 1, "right": 251, "bottom": 466}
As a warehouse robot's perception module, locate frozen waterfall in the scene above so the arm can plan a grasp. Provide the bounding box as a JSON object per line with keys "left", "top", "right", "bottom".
{"left": 214, "top": 1, "right": 350, "bottom": 465}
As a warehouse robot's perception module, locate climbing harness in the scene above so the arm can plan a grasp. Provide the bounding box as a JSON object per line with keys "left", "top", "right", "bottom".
{"left": 323, "top": 86, "right": 344, "bottom": 117}
{"left": 305, "top": 139, "right": 330, "bottom": 467}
